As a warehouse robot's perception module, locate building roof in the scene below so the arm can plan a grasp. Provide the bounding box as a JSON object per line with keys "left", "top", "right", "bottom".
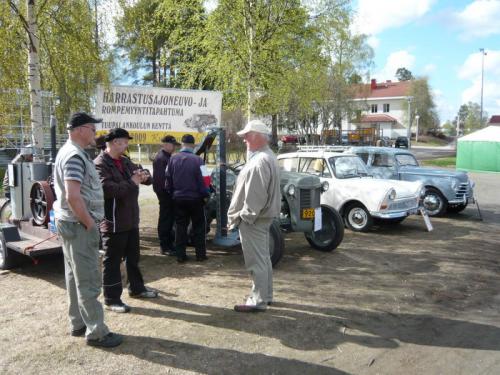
{"left": 356, "top": 114, "right": 398, "bottom": 123}
{"left": 487, "top": 115, "right": 500, "bottom": 125}
{"left": 352, "top": 80, "right": 412, "bottom": 99}
{"left": 458, "top": 126, "right": 500, "bottom": 142}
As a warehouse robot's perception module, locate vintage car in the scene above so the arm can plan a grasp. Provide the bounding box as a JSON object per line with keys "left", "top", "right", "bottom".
{"left": 347, "top": 146, "right": 475, "bottom": 216}
{"left": 277, "top": 147, "right": 424, "bottom": 232}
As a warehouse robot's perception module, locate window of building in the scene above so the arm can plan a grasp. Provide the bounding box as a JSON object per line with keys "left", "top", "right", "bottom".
{"left": 383, "top": 103, "right": 390, "bottom": 112}
{"left": 371, "top": 104, "right": 378, "bottom": 113}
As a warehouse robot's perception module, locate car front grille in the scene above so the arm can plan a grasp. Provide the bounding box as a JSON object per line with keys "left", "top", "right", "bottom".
{"left": 387, "top": 197, "right": 419, "bottom": 211}
{"left": 300, "top": 189, "right": 312, "bottom": 209}
{"left": 455, "top": 182, "right": 471, "bottom": 200}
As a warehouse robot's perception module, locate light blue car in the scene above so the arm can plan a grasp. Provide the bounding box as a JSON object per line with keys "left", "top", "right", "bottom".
{"left": 348, "top": 146, "right": 475, "bottom": 217}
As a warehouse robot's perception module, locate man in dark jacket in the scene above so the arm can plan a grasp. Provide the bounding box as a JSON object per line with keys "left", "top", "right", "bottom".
{"left": 166, "top": 134, "right": 209, "bottom": 263}
{"left": 94, "top": 128, "right": 158, "bottom": 313}
{"left": 153, "top": 135, "right": 180, "bottom": 256}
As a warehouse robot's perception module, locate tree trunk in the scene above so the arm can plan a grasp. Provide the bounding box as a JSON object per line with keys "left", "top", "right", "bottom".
{"left": 27, "top": 0, "right": 44, "bottom": 159}
{"left": 152, "top": 54, "right": 157, "bottom": 86}
{"left": 271, "top": 114, "right": 278, "bottom": 146}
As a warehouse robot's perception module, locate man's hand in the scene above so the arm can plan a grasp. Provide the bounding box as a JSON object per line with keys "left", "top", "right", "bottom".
{"left": 131, "top": 170, "right": 142, "bottom": 185}
{"left": 84, "top": 220, "right": 96, "bottom": 231}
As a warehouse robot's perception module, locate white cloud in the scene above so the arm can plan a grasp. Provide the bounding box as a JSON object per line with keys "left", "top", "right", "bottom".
{"left": 372, "top": 50, "right": 416, "bottom": 81}
{"left": 454, "top": 0, "right": 500, "bottom": 39}
{"left": 353, "top": 0, "right": 434, "bottom": 35}
{"left": 423, "top": 64, "right": 437, "bottom": 74}
{"left": 459, "top": 50, "right": 500, "bottom": 118}
{"left": 366, "top": 36, "right": 380, "bottom": 49}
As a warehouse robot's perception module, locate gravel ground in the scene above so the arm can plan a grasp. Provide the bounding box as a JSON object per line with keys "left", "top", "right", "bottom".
{"left": 0, "top": 170, "right": 499, "bottom": 374}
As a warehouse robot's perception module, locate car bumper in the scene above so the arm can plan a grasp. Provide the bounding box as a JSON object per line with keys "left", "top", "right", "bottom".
{"left": 370, "top": 207, "right": 419, "bottom": 219}
{"left": 448, "top": 196, "right": 475, "bottom": 205}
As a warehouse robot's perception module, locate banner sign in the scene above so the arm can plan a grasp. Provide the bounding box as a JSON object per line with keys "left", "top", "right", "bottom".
{"left": 95, "top": 85, "right": 223, "bottom": 144}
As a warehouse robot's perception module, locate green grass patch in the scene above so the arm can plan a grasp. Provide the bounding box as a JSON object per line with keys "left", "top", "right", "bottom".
{"left": 421, "top": 157, "right": 456, "bottom": 168}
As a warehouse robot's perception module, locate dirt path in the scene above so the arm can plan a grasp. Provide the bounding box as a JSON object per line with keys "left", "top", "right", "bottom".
{"left": 1, "top": 172, "right": 500, "bottom": 374}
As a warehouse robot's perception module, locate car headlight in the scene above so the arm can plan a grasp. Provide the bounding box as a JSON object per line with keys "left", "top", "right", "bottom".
{"left": 286, "top": 184, "right": 296, "bottom": 197}
{"left": 388, "top": 189, "right": 396, "bottom": 200}
{"left": 321, "top": 181, "right": 329, "bottom": 192}
{"left": 450, "top": 178, "right": 459, "bottom": 190}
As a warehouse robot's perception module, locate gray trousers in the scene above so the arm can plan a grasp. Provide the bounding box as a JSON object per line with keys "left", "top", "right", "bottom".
{"left": 239, "top": 219, "right": 273, "bottom": 306}
{"left": 56, "top": 220, "right": 109, "bottom": 340}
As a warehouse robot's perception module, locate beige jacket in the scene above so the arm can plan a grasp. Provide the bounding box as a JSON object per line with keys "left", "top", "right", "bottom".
{"left": 228, "top": 146, "right": 281, "bottom": 226}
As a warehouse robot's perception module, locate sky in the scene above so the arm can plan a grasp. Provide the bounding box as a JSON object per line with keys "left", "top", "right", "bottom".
{"left": 104, "top": 0, "right": 500, "bottom": 125}
{"left": 351, "top": 0, "right": 500, "bottom": 124}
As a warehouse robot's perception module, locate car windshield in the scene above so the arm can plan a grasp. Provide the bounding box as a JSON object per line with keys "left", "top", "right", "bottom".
{"left": 396, "top": 154, "right": 419, "bottom": 166}
{"left": 329, "top": 156, "right": 369, "bottom": 178}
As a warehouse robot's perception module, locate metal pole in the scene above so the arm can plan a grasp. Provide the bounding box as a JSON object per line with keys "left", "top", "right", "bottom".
{"left": 407, "top": 97, "right": 412, "bottom": 148}
{"left": 479, "top": 48, "right": 486, "bottom": 126}
{"left": 415, "top": 115, "right": 420, "bottom": 143}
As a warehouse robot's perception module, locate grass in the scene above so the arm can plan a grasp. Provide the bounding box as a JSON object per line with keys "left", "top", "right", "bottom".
{"left": 421, "top": 157, "right": 456, "bottom": 168}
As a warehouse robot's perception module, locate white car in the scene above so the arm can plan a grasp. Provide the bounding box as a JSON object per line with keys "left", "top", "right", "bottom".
{"left": 277, "top": 148, "right": 424, "bottom": 232}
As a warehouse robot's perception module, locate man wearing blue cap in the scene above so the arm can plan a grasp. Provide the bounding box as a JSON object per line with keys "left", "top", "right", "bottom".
{"left": 165, "top": 134, "right": 209, "bottom": 263}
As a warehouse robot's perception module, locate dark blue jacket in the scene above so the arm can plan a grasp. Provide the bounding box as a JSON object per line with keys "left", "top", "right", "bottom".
{"left": 165, "top": 149, "right": 209, "bottom": 200}
{"left": 152, "top": 149, "right": 171, "bottom": 195}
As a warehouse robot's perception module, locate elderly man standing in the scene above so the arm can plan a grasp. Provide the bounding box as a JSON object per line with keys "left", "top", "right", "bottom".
{"left": 53, "top": 112, "right": 122, "bottom": 347}
{"left": 94, "top": 128, "right": 158, "bottom": 314}
{"left": 153, "top": 135, "right": 180, "bottom": 256}
{"left": 227, "top": 120, "right": 281, "bottom": 312}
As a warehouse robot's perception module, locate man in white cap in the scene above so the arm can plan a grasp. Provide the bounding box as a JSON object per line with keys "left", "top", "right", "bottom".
{"left": 227, "top": 119, "right": 281, "bottom": 312}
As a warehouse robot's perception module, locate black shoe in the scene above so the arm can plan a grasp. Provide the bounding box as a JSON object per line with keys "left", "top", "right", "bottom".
{"left": 234, "top": 304, "right": 266, "bottom": 313}
{"left": 104, "top": 302, "right": 131, "bottom": 313}
{"left": 71, "top": 326, "right": 86, "bottom": 337}
{"left": 161, "top": 249, "right": 177, "bottom": 256}
{"left": 196, "top": 255, "right": 208, "bottom": 262}
{"left": 86, "top": 332, "right": 123, "bottom": 348}
{"left": 177, "top": 256, "right": 189, "bottom": 263}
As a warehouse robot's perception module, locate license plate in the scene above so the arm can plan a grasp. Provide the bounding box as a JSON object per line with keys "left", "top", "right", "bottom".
{"left": 301, "top": 208, "right": 315, "bottom": 219}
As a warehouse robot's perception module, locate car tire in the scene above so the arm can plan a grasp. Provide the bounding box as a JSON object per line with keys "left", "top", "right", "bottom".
{"left": 422, "top": 187, "right": 448, "bottom": 216}
{"left": 447, "top": 203, "right": 467, "bottom": 214}
{"left": 344, "top": 202, "right": 373, "bottom": 232}
{"left": 304, "top": 205, "right": 344, "bottom": 252}
{"left": 269, "top": 220, "right": 284, "bottom": 267}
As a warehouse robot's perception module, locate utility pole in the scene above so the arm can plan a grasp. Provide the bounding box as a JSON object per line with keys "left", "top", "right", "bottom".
{"left": 415, "top": 114, "right": 420, "bottom": 143}
{"left": 407, "top": 96, "right": 413, "bottom": 148}
{"left": 479, "top": 48, "right": 487, "bottom": 127}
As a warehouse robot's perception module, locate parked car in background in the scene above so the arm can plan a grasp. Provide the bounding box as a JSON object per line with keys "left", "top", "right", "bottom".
{"left": 281, "top": 134, "right": 306, "bottom": 145}
{"left": 379, "top": 136, "right": 393, "bottom": 147}
{"left": 395, "top": 136, "right": 409, "bottom": 148}
{"left": 347, "top": 146, "right": 475, "bottom": 216}
{"left": 277, "top": 147, "right": 424, "bottom": 232}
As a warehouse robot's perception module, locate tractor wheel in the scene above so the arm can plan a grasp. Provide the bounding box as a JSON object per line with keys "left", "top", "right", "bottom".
{"left": 305, "top": 205, "right": 344, "bottom": 252}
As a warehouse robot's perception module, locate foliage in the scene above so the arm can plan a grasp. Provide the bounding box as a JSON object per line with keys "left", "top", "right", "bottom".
{"left": 115, "top": 0, "right": 208, "bottom": 88}
{"left": 408, "top": 78, "right": 439, "bottom": 134}
{"left": 452, "top": 102, "right": 488, "bottom": 135}
{"left": 0, "top": 0, "right": 113, "bottom": 131}
{"left": 396, "top": 67, "right": 414, "bottom": 81}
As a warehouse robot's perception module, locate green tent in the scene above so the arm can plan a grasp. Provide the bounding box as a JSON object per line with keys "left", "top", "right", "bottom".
{"left": 456, "top": 126, "right": 500, "bottom": 172}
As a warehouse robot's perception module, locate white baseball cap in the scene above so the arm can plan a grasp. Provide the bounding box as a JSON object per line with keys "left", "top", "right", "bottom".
{"left": 237, "top": 119, "right": 271, "bottom": 136}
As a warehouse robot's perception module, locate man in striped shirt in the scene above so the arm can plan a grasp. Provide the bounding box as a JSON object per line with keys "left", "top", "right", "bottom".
{"left": 53, "top": 112, "right": 122, "bottom": 348}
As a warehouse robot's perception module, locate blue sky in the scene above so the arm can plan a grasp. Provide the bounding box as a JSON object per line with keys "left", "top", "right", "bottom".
{"left": 352, "top": 0, "right": 500, "bottom": 124}
{"left": 106, "top": 0, "right": 500, "bottom": 125}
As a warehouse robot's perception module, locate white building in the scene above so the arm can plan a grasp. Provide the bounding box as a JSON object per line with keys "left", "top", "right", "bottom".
{"left": 344, "top": 79, "right": 413, "bottom": 139}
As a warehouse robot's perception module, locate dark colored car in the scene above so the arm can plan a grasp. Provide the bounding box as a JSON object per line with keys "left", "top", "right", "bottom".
{"left": 395, "top": 136, "right": 409, "bottom": 148}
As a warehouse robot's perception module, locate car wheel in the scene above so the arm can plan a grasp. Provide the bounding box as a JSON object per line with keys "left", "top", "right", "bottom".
{"left": 447, "top": 203, "right": 467, "bottom": 214}
{"left": 305, "top": 205, "right": 344, "bottom": 252}
{"left": 269, "top": 220, "right": 284, "bottom": 267}
{"left": 422, "top": 187, "right": 448, "bottom": 216}
{"left": 344, "top": 202, "right": 373, "bottom": 232}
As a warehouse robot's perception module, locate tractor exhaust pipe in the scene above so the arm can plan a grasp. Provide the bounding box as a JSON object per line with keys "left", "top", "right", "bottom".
{"left": 49, "top": 114, "right": 57, "bottom": 163}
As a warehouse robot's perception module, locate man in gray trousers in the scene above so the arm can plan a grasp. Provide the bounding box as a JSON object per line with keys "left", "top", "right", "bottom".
{"left": 53, "top": 112, "right": 122, "bottom": 347}
{"left": 228, "top": 120, "right": 281, "bottom": 312}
